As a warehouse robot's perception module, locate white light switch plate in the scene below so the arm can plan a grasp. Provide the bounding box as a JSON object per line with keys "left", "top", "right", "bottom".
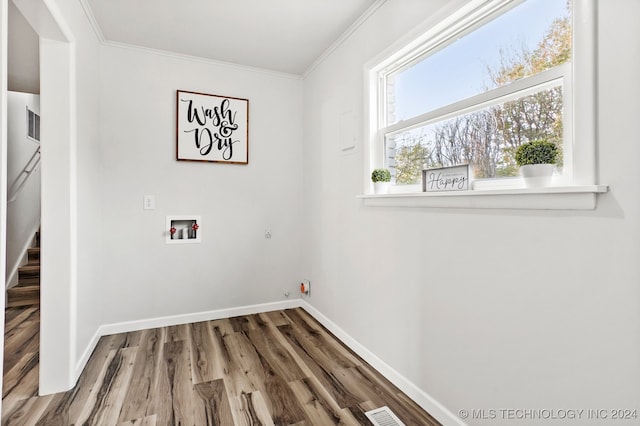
{"left": 143, "top": 195, "right": 155, "bottom": 210}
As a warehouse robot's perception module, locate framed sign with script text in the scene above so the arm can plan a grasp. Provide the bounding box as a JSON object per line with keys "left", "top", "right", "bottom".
{"left": 176, "top": 90, "right": 249, "bottom": 164}
{"left": 422, "top": 164, "right": 470, "bottom": 192}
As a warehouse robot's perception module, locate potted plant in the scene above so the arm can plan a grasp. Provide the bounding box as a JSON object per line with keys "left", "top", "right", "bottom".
{"left": 371, "top": 168, "right": 391, "bottom": 194}
{"left": 515, "top": 140, "right": 559, "bottom": 187}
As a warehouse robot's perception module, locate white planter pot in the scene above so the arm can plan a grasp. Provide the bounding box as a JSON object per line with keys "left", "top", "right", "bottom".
{"left": 373, "top": 182, "right": 390, "bottom": 194}
{"left": 520, "top": 164, "right": 555, "bottom": 187}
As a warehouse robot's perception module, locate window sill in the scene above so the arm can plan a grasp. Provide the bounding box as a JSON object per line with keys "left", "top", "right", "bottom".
{"left": 358, "top": 185, "right": 608, "bottom": 210}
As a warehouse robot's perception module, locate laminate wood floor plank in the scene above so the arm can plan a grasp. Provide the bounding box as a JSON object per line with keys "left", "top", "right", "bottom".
{"left": 206, "top": 323, "right": 259, "bottom": 426}
{"left": 294, "top": 310, "right": 364, "bottom": 370}
{"left": 164, "top": 324, "right": 189, "bottom": 343}
{"left": 224, "top": 331, "right": 266, "bottom": 394}
{"left": 76, "top": 346, "right": 138, "bottom": 426}
{"left": 146, "top": 329, "right": 175, "bottom": 426}
{"left": 2, "top": 394, "right": 56, "bottom": 426}
{"left": 254, "top": 314, "right": 316, "bottom": 379}
{"left": 209, "top": 317, "right": 237, "bottom": 337}
{"left": 350, "top": 402, "right": 376, "bottom": 424}
{"left": 242, "top": 390, "right": 276, "bottom": 426}
{"left": 252, "top": 345, "right": 309, "bottom": 425}
{"left": 264, "top": 310, "right": 292, "bottom": 327}
{"left": 74, "top": 347, "right": 138, "bottom": 425}
{"left": 3, "top": 308, "right": 39, "bottom": 374}
{"left": 285, "top": 308, "right": 361, "bottom": 369}
{"left": 213, "top": 331, "right": 259, "bottom": 426}
{"left": 245, "top": 325, "right": 307, "bottom": 383}
{"left": 229, "top": 314, "right": 259, "bottom": 332}
{"left": 290, "top": 378, "right": 361, "bottom": 426}
{"left": 3, "top": 306, "right": 25, "bottom": 327}
{"left": 66, "top": 347, "right": 119, "bottom": 424}
{"left": 301, "top": 374, "right": 357, "bottom": 422}
{"left": 117, "top": 414, "right": 157, "bottom": 426}
{"left": 162, "top": 339, "right": 209, "bottom": 426}
{"left": 33, "top": 389, "right": 75, "bottom": 425}
{"left": 3, "top": 306, "right": 442, "bottom": 426}
{"left": 226, "top": 389, "right": 258, "bottom": 426}
{"left": 355, "top": 363, "right": 441, "bottom": 425}
{"left": 396, "top": 392, "right": 442, "bottom": 426}
{"left": 4, "top": 306, "right": 37, "bottom": 334}
{"left": 66, "top": 332, "right": 139, "bottom": 423}
{"left": 335, "top": 366, "right": 441, "bottom": 426}
{"left": 277, "top": 322, "right": 349, "bottom": 377}
{"left": 277, "top": 324, "right": 363, "bottom": 410}
{"left": 117, "top": 328, "right": 162, "bottom": 423}
{"left": 194, "top": 379, "right": 235, "bottom": 425}
{"left": 101, "top": 329, "right": 145, "bottom": 352}
{"left": 3, "top": 327, "right": 39, "bottom": 376}
{"left": 2, "top": 351, "right": 39, "bottom": 400}
{"left": 188, "top": 321, "right": 225, "bottom": 385}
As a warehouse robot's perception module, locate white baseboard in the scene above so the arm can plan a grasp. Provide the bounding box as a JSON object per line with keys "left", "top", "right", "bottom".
{"left": 299, "top": 300, "right": 465, "bottom": 426}
{"left": 99, "top": 299, "right": 301, "bottom": 336}
{"left": 75, "top": 327, "right": 102, "bottom": 379}
{"left": 73, "top": 298, "right": 462, "bottom": 426}
{"left": 74, "top": 299, "right": 301, "bottom": 380}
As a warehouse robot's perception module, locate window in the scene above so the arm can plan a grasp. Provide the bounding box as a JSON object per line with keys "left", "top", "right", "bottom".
{"left": 368, "top": 0, "right": 596, "bottom": 193}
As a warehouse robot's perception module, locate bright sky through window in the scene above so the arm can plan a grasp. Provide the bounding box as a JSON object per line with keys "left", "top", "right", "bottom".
{"left": 391, "top": 0, "right": 570, "bottom": 124}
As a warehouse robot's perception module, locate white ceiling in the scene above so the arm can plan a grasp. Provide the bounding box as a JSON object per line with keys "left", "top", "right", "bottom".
{"left": 84, "top": 0, "right": 379, "bottom": 75}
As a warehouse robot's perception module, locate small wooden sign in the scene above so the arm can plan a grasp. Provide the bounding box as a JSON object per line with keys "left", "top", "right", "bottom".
{"left": 176, "top": 90, "right": 249, "bottom": 164}
{"left": 422, "top": 165, "right": 470, "bottom": 192}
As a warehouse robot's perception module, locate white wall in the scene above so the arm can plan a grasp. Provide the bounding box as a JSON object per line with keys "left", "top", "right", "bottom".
{"left": 0, "top": 0, "right": 8, "bottom": 405}
{"left": 11, "top": 0, "right": 103, "bottom": 393}
{"left": 5, "top": 91, "right": 40, "bottom": 287}
{"left": 69, "top": 0, "right": 103, "bottom": 377}
{"left": 302, "top": 0, "right": 640, "bottom": 425}
{"left": 97, "top": 46, "right": 305, "bottom": 326}
{"left": 7, "top": 1, "right": 39, "bottom": 94}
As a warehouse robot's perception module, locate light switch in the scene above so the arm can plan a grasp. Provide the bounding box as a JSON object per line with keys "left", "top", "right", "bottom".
{"left": 143, "top": 195, "right": 155, "bottom": 210}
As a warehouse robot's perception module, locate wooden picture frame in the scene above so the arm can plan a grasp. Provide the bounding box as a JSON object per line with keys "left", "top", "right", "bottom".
{"left": 422, "top": 164, "right": 470, "bottom": 192}
{"left": 176, "top": 90, "right": 249, "bottom": 164}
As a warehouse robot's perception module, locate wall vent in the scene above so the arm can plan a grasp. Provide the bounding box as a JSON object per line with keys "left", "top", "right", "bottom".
{"left": 365, "top": 406, "right": 406, "bottom": 426}
{"left": 27, "top": 108, "right": 40, "bottom": 142}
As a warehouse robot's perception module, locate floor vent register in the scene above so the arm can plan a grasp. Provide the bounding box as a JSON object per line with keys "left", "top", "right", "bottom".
{"left": 365, "top": 406, "right": 406, "bottom": 426}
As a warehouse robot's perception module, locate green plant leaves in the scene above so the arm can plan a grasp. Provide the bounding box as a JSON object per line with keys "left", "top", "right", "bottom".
{"left": 515, "top": 140, "right": 559, "bottom": 166}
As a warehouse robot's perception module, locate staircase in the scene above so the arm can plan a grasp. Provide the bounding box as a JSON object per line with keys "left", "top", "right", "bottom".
{"left": 7, "top": 231, "right": 40, "bottom": 307}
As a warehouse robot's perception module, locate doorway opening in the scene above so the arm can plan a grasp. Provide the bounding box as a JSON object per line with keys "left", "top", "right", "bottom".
{"left": 2, "top": 0, "right": 77, "bottom": 405}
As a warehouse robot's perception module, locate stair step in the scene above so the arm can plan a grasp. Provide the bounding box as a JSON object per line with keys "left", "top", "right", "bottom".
{"left": 28, "top": 247, "right": 40, "bottom": 263}
{"left": 7, "top": 284, "right": 40, "bottom": 307}
{"left": 18, "top": 264, "right": 40, "bottom": 285}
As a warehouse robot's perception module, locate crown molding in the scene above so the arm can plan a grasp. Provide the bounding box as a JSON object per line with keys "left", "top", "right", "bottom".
{"left": 302, "top": 0, "right": 388, "bottom": 79}
{"left": 78, "top": 0, "right": 105, "bottom": 42}
{"left": 101, "top": 40, "right": 302, "bottom": 80}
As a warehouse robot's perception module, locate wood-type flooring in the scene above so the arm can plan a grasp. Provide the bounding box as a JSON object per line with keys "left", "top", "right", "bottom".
{"left": 3, "top": 306, "right": 441, "bottom": 425}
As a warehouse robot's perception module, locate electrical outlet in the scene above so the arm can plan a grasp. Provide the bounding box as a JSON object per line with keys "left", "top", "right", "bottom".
{"left": 143, "top": 195, "right": 155, "bottom": 210}
{"left": 300, "top": 279, "right": 311, "bottom": 297}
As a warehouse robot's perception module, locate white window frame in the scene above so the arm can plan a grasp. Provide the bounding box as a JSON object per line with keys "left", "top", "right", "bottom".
{"left": 362, "top": 0, "right": 605, "bottom": 209}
